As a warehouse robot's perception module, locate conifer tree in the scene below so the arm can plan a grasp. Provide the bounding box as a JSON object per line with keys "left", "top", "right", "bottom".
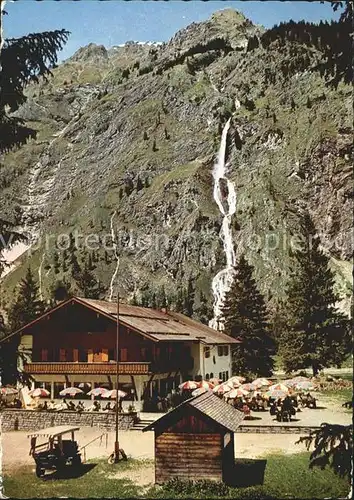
{"left": 74, "top": 263, "right": 103, "bottom": 299}
{"left": 193, "top": 290, "right": 211, "bottom": 325}
{"left": 279, "top": 214, "right": 351, "bottom": 376}
{"left": 156, "top": 286, "right": 167, "bottom": 308}
{"left": 183, "top": 278, "right": 195, "bottom": 317}
{"left": 70, "top": 253, "right": 81, "bottom": 279}
{"left": 8, "top": 267, "right": 45, "bottom": 332}
{"left": 50, "top": 280, "right": 72, "bottom": 303}
{"left": 221, "top": 255, "right": 275, "bottom": 377}
{"left": 174, "top": 287, "right": 184, "bottom": 313}
{"left": 0, "top": 312, "right": 6, "bottom": 340}
{"left": 0, "top": 2, "right": 70, "bottom": 152}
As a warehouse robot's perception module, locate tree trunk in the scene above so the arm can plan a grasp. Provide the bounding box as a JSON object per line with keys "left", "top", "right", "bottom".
{"left": 312, "top": 363, "right": 319, "bottom": 377}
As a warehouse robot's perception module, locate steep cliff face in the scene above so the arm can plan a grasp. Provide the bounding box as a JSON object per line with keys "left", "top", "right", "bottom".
{"left": 1, "top": 9, "right": 352, "bottom": 315}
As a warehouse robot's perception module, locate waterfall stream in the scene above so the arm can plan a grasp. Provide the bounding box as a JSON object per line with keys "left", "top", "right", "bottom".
{"left": 209, "top": 118, "right": 237, "bottom": 330}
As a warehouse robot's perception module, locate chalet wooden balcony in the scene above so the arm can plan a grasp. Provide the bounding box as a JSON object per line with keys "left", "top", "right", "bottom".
{"left": 24, "top": 362, "right": 151, "bottom": 376}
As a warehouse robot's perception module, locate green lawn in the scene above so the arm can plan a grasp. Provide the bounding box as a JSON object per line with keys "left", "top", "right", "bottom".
{"left": 3, "top": 453, "right": 350, "bottom": 499}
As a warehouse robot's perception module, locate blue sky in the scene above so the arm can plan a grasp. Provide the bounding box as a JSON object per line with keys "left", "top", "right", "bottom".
{"left": 5, "top": 1, "right": 339, "bottom": 61}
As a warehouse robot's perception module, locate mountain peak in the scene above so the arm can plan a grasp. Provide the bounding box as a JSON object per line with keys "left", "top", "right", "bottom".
{"left": 70, "top": 43, "right": 108, "bottom": 63}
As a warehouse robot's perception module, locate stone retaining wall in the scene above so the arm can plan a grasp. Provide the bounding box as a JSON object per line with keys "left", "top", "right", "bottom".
{"left": 0, "top": 409, "right": 138, "bottom": 432}
{"left": 237, "top": 424, "right": 320, "bottom": 434}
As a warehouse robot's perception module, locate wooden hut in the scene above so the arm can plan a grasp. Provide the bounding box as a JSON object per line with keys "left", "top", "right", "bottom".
{"left": 143, "top": 391, "right": 244, "bottom": 484}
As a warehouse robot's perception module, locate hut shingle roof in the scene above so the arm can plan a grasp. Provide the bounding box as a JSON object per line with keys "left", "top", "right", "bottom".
{"left": 143, "top": 391, "right": 244, "bottom": 433}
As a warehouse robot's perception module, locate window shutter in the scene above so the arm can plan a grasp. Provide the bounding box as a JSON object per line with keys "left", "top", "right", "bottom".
{"left": 73, "top": 349, "right": 79, "bottom": 362}
{"left": 41, "top": 349, "right": 48, "bottom": 362}
{"left": 59, "top": 349, "right": 66, "bottom": 362}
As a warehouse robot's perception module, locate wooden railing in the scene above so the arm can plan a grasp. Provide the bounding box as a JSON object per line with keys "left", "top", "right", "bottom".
{"left": 24, "top": 362, "right": 151, "bottom": 375}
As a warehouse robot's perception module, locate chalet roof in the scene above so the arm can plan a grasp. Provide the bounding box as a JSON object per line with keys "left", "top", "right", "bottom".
{"left": 1, "top": 297, "right": 240, "bottom": 346}
{"left": 78, "top": 298, "right": 240, "bottom": 345}
{"left": 143, "top": 391, "right": 244, "bottom": 433}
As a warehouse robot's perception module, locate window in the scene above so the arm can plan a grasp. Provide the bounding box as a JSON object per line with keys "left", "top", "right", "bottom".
{"left": 204, "top": 347, "right": 210, "bottom": 359}
{"left": 217, "top": 346, "right": 223, "bottom": 356}
{"left": 73, "top": 349, "right": 79, "bottom": 362}
{"left": 225, "top": 370, "right": 229, "bottom": 380}
{"left": 79, "top": 349, "right": 87, "bottom": 362}
{"left": 41, "top": 349, "right": 48, "bottom": 362}
{"left": 59, "top": 349, "right": 66, "bottom": 362}
{"left": 210, "top": 372, "right": 213, "bottom": 378}
{"left": 219, "top": 372, "right": 222, "bottom": 380}
{"left": 120, "top": 348, "right": 128, "bottom": 362}
{"left": 223, "top": 346, "right": 229, "bottom": 356}
{"left": 108, "top": 349, "right": 115, "bottom": 361}
{"left": 140, "top": 348, "right": 147, "bottom": 361}
{"left": 205, "top": 373, "right": 209, "bottom": 381}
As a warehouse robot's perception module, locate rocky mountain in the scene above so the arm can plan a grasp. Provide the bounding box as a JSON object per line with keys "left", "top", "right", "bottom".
{"left": 0, "top": 9, "right": 352, "bottom": 318}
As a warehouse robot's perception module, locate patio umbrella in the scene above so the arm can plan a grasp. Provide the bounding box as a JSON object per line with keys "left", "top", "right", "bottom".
{"left": 252, "top": 378, "right": 272, "bottom": 389}
{"left": 87, "top": 387, "right": 109, "bottom": 397}
{"left": 179, "top": 381, "right": 199, "bottom": 391}
{"left": 102, "top": 389, "right": 127, "bottom": 399}
{"left": 29, "top": 388, "right": 50, "bottom": 398}
{"left": 0, "top": 386, "right": 18, "bottom": 396}
{"left": 294, "top": 381, "right": 314, "bottom": 391}
{"left": 226, "top": 388, "right": 249, "bottom": 399}
{"left": 291, "top": 376, "right": 309, "bottom": 382}
{"left": 283, "top": 379, "right": 298, "bottom": 388}
{"left": 269, "top": 383, "right": 289, "bottom": 393}
{"left": 192, "top": 387, "right": 208, "bottom": 397}
{"left": 78, "top": 382, "right": 91, "bottom": 389}
{"left": 241, "top": 383, "right": 257, "bottom": 392}
{"left": 209, "top": 377, "right": 222, "bottom": 385}
{"left": 228, "top": 375, "right": 246, "bottom": 384}
{"left": 265, "top": 389, "right": 288, "bottom": 399}
{"left": 59, "top": 387, "right": 84, "bottom": 397}
{"left": 213, "top": 383, "right": 233, "bottom": 395}
{"left": 199, "top": 380, "right": 214, "bottom": 390}
{"left": 227, "top": 378, "right": 242, "bottom": 388}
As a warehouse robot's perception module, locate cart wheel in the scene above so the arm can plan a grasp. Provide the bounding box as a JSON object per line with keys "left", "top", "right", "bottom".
{"left": 36, "top": 465, "right": 45, "bottom": 478}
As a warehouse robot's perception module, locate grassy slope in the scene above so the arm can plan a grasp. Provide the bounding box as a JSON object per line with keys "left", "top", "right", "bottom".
{"left": 3, "top": 453, "right": 349, "bottom": 499}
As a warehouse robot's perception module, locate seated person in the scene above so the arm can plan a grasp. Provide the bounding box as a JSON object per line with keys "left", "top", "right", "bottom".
{"left": 67, "top": 400, "right": 76, "bottom": 411}
{"left": 62, "top": 399, "right": 69, "bottom": 410}
{"left": 103, "top": 402, "right": 112, "bottom": 412}
{"left": 242, "top": 403, "right": 251, "bottom": 416}
{"left": 48, "top": 400, "right": 56, "bottom": 411}
{"left": 88, "top": 400, "right": 101, "bottom": 412}
{"left": 76, "top": 401, "right": 85, "bottom": 413}
{"left": 269, "top": 401, "right": 277, "bottom": 416}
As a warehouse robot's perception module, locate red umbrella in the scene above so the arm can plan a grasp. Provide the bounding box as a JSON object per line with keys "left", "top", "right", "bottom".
{"left": 59, "top": 387, "right": 84, "bottom": 397}
{"left": 226, "top": 388, "right": 249, "bottom": 399}
{"left": 209, "top": 377, "right": 222, "bottom": 385}
{"left": 179, "top": 381, "right": 199, "bottom": 391}
{"left": 87, "top": 387, "right": 109, "bottom": 397}
{"left": 29, "top": 388, "right": 50, "bottom": 398}
{"left": 102, "top": 389, "right": 127, "bottom": 399}
{"left": 252, "top": 378, "right": 272, "bottom": 389}
{"left": 213, "top": 383, "right": 233, "bottom": 395}
{"left": 0, "top": 386, "right": 18, "bottom": 396}
{"left": 199, "top": 380, "right": 214, "bottom": 390}
{"left": 241, "top": 383, "right": 257, "bottom": 392}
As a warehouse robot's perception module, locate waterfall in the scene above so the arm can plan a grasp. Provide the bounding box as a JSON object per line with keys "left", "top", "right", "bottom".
{"left": 209, "top": 118, "right": 237, "bottom": 330}
{"left": 109, "top": 211, "right": 120, "bottom": 302}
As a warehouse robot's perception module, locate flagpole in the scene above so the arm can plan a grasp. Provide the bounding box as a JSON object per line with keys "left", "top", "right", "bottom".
{"left": 114, "top": 292, "right": 120, "bottom": 462}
